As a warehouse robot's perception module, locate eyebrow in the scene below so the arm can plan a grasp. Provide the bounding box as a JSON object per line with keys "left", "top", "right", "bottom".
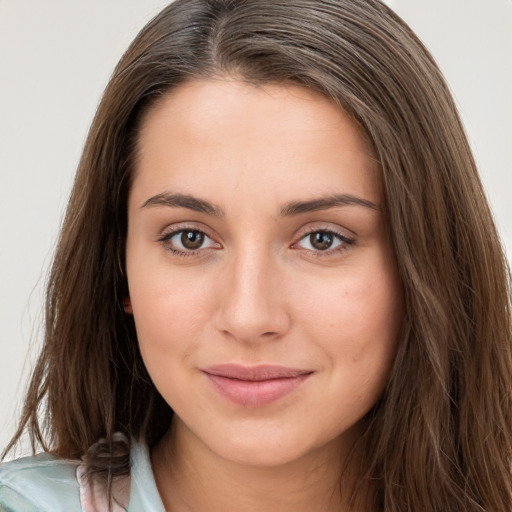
{"left": 280, "top": 194, "right": 379, "bottom": 216}
{"left": 141, "top": 192, "right": 225, "bottom": 217}
{"left": 141, "top": 192, "right": 379, "bottom": 217}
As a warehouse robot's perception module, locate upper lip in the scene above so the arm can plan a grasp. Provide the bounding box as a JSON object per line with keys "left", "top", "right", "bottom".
{"left": 203, "top": 364, "right": 313, "bottom": 381}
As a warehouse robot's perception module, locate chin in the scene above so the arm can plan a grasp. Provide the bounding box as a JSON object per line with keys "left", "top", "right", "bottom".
{"left": 203, "top": 424, "right": 334, "bottom": 468}
{"left": 219, "top": 442, "right": 307, "bottom": 467}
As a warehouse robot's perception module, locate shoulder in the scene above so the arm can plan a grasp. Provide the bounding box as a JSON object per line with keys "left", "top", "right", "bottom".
{"left": 0, "top": 452, "right": 81, "bottom": 512}
{"left": 0, "top": 442, "right": 165, "bottom": 512}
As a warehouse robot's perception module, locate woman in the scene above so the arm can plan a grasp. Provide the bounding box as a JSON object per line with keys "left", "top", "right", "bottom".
{"left": 1, "top": 0, "right": 511, "bottom": 511}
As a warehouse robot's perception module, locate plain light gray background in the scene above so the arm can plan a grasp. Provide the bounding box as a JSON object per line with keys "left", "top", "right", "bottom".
{"left": 1, "top": 0, "right": 511, "bottom": 453}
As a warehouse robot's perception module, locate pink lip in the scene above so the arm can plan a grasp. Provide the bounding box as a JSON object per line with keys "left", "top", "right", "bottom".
{"left": 202, "top": 364, "right": 312, "bottom": 407}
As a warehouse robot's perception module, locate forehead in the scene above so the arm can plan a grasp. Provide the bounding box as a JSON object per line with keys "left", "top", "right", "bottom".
{"left": 131, "top": 79, "right": 381, "bottom": 210}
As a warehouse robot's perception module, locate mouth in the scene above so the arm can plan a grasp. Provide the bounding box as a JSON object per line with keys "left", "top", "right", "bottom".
{"left": 202, "top": 364, "right": 313, "bottom": 407}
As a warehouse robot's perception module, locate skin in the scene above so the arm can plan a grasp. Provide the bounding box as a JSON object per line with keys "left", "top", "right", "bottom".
{"left": 125, "top": 79, "right": 404, "bottom": 512}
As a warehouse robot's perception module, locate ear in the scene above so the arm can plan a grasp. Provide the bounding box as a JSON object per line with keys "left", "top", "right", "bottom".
{"left": 123, "top": 297, "right": 133, "bottom": 314}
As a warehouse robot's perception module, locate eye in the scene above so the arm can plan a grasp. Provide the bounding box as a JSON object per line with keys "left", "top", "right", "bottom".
{"left": 159, "top": 228, "right": 220, "bottom": 255}
{"left": 295, "top": 229, "right": 353, "bottom": 253}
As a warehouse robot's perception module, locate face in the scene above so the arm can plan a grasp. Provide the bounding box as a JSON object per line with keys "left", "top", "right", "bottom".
{"left": 126, "top": 79, "right": 403, "bottom": 467}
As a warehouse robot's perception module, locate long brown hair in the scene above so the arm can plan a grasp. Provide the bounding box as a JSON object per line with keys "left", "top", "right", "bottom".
{"left": 5, "top": 0, "right": 512, "bottom": 510}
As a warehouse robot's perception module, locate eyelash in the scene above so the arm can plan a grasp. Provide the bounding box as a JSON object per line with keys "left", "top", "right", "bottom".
{"left": 157, "top": 226, "right": 219, "bottom": 257}
{"left": 294, "top": 228, "right": 355, "bottom": 257}
{"left": 157, "top": 227, "right": 355, "bottom": 258}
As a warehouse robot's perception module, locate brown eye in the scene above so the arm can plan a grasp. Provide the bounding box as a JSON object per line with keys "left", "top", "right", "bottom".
{"left": 295, "top": 229, "right": 351, "bottom": 254}
{"left": 160, "top": 228, "right": 220, "bottom": 255}
{"left": 309, "top": 231, "right": 333, "bottom": 251}
{"left": 181, "top": 230, "right": 204, "bottom": 250}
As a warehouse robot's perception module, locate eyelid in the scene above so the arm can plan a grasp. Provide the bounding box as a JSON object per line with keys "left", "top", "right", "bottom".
{"left": 157, "top": 220, "right": 219, "bottom": 240}
{"left": 293, "top": 221, "right": 355, "bottom": 241}
{"left": 157, "top": 222, "right": 222, "bottom": 256}
{"left": 291, "top": 224, "right": 356, "bottom": 256}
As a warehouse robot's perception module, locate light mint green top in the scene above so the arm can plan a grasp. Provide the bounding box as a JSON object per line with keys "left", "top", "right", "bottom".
{"left": 0, "top": 443, "right": 166, "bottom": 512}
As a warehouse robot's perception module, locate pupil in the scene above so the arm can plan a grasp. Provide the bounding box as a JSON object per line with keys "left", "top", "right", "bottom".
{"left": 310, "top": 232, "right": 333, "bottom": 251}
{"left": 181, "top": 230, "right": 204, "bottom": 250}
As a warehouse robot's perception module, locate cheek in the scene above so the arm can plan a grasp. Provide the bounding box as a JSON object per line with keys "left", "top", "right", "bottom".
{"left": 127, "top": 264, "right": 218, "bottom": 376}
{"left": 299, "top": 266, "right": 401, "bottom": 340}
{"left": 296, "top": 261, "right": 403, "bottom": 386}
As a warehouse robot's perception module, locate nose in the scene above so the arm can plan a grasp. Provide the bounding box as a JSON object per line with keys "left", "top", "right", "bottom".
{"left": 214, "top": 249, "right": 291, "bottom": 345}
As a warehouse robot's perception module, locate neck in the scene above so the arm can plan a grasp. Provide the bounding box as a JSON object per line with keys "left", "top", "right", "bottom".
{"left": 151, "top": 419, "right": 370, "bottom": 512}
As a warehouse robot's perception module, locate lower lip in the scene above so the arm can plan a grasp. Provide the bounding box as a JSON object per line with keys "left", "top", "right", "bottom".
{"left": 204, "top": 373, "right": 311, "bottom": 407}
